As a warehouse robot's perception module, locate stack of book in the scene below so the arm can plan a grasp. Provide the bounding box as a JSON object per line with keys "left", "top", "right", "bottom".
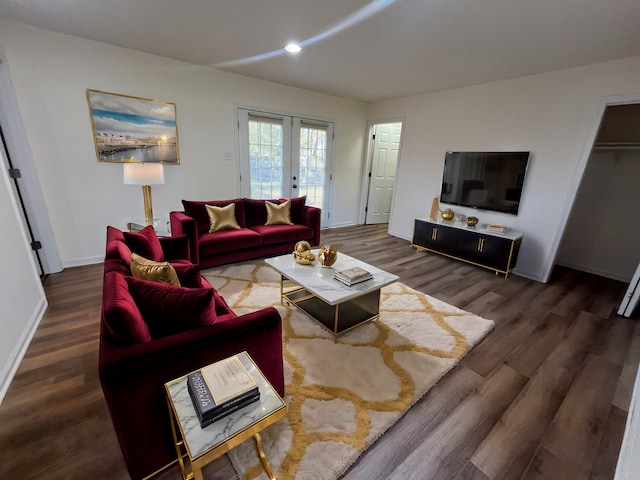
{"left": 187, "top": 355, "right": 260, "bottom": 428}
{"left": 486, "top": 224, "right": 506, "bottom": 233}
{"left": 334, "top": 266, "right": 373, "bottom": 286}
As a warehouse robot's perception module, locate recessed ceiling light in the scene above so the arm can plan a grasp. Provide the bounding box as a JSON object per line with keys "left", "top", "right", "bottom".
{"left": 215, "top": 1, "right": 396, "bottom": 68}
{"left": 285, "top": 43, "right": 302, "bottom": 53}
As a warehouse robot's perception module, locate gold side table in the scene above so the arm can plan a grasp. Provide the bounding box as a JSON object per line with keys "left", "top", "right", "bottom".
{"left": 165, "top": 352, "right": 286, "bottom": 480}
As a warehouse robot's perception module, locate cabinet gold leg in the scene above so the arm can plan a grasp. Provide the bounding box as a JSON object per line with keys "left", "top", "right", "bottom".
{"left": 254, "top": 433, "right": 277, "bottom": 480}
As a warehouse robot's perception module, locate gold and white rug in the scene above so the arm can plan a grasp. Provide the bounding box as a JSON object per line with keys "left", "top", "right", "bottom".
{"left": 203, "top": 261, "right": 494, "bottom": 480}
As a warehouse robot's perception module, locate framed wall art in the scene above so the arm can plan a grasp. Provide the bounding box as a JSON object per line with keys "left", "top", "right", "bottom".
{"left": 86, "top": 89, "right": 180, "bottom": 164}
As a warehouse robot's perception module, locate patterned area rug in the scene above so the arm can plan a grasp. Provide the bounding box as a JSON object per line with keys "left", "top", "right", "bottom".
{"left": 202, "top": 261, "right": 494, "bottom": 480}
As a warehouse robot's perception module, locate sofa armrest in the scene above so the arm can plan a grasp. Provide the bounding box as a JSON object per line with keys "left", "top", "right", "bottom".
{"left": 303, "top": 205, "right": 321, "bottom": 247}
{"left": 158, "top": 234, "right": 190, "bottom": 262}
{"left": 99, "top": 307, "right": 284, "bottom": 393}
{"left": 169, "top": 211, "right": 199, "bottom": 265}
{"left": 98, "top": 307, "right": 284, "bottom": 479}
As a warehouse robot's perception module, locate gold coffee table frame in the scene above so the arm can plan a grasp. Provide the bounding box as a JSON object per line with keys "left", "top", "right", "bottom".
{"left": 279, "top": 276, "right": 383, "bottom": 341}
{"left": 165, "top": 352, "right": 286, "bottom": 480}
{"left": 266, "top": 250, "right": 399, "bottom": 342}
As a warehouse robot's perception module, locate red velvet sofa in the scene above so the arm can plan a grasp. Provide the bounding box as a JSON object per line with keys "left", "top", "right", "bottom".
{"left": 169, "top": 196, "right": 321, "bottom": 269}
{"left": 98, "top": 226, "right": 284, "bottom": 480}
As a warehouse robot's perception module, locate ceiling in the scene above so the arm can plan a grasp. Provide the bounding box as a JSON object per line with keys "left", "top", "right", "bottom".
{"left": 0, "top": 0, "right": 639, "bottom": 103}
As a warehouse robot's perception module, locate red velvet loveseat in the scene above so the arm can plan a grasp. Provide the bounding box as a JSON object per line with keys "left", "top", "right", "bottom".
{"left": 169, "top": 196, "right": 321, "bottom": 269}
{"left": 98, "top": 226, "right": 284, "bottom": 480}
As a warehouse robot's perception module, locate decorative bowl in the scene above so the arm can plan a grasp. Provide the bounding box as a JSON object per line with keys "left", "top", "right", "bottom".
{"left": 441, "top": 208, "right": 455, "bottom": 221}
{"left": 466, "top": 216, "right": 479, "bottom": 227}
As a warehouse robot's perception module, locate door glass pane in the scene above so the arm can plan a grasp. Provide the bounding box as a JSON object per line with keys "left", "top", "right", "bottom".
{"left": 249, "top": 119, "right": 283, "bottom": 198}
{"left": 299, "top": 126, "right": 326, "bottom": 208}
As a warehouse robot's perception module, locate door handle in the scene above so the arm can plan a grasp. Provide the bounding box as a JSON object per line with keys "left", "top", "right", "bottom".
{"left": 477, "top": 238, "right": 485, "bottom": 252}
{"left": 292, "top": 184, "right": 298, "bottom": 189}
{"left": 432, "top": 228, "right": 438, "bottom": 241}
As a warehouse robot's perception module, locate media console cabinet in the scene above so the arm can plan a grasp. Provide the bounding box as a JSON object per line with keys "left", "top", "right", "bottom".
{"left": 412, "top": 218, "right": 523, "bottom": 278}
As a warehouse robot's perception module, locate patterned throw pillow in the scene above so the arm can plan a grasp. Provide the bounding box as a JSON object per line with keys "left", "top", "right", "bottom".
{"left": 206, "top": 203, "right": 241, "bottom": 233}
{"left": 265, "top": 200, "right": 293, "bottom": 225}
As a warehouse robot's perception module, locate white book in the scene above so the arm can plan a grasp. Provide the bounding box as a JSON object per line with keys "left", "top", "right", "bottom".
{"left": 201, "top": 355, "right": 258, "bottom": 405}
{"left": 334, "top": 274, "right": 372, "bottom": 287}
{"left": 334, "top": 266, "right": 372, "bottom": 281}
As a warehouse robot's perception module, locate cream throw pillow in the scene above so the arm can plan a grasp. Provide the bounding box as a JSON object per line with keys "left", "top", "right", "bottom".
{"left": 130, "top": 252, "right": 181, "bottom": 286}
{"left": 206, "top": 203, "right": 241, "bottom": 233}
{"left": 265, "top": 200, "right": 293, "bottom": 225}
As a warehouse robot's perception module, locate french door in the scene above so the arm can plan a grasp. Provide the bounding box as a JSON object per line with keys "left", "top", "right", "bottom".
{"left": 237, "top": 108, "right": 333, "bottom": 226}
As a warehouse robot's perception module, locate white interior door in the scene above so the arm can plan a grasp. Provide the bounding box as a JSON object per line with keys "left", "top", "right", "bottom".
{"left": 365, "top": 122, "right": 402, "bottom": 224}
{"left": 619, "top": 262, "right": 640, "bottom": 317}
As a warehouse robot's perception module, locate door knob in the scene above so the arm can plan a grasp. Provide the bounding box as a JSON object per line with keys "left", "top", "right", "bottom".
{"left": 292, "top": 184, "right": 298, "bottom": 189}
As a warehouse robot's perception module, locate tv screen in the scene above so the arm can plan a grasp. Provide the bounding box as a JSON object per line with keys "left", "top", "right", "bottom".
{"left": 440, "top": 151, "right": 529, "bottom": 215}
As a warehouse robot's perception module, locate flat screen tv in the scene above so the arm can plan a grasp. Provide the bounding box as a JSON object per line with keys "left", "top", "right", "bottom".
{"left": 440, "top": 151, "right": 529, "bottom": 215}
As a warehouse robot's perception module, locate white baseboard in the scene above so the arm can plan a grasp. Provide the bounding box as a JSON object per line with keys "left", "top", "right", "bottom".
{"left": 0, "top": 296, "right": 48, "bottom": 405}
{"left": 63, "top": 255, "right": 103, "bottom": 268}
{"left": 556, "top": 261, "right": 631, "bottom": 283}
{"left": 322, "top": 221, "right": 358, "bottom": 229}
{"left": 388, "top": 229, "right": 411, "bottom": 241}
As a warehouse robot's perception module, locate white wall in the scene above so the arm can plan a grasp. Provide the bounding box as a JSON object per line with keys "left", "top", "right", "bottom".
{"left": 0, "top": 19, "right": 368, "bottom": 268}
{"left": 557, "top": 149, "right": 640, "bottom": 282}
{"left": 0, "top": 136, "right": 47, "bottom": 404}
{"left": 368, "top": 57, "right": 640, "bottom": 281}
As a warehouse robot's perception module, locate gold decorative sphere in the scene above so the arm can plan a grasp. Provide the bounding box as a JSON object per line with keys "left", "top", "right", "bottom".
{"left": 441, "top": 208, "right": 455, "bottom": 221}
{"left": 293, "top": 241, "right": 315, "bottom": 264}
{"left": 466, "top": 216, "right": 479, "bottom": 227}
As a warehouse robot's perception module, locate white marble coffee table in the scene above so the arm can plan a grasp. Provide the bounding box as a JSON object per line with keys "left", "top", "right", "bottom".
{"left": 265, "top": 249, "right": 398, "bottom": 340}
{"left": 165, "top": 352, "right": 286, "bottom": 480}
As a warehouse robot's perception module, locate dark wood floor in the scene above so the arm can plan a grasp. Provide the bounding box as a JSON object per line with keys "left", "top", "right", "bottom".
{"left": 0, "top": 224, "right": 637, "bottom": 480}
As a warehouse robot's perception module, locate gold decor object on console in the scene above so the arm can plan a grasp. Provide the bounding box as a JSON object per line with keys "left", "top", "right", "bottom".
{"left": 466, "top": 216, "right": 479, "bottom": 227}
{"left": 293, "top": 241, "right": 315, "bottom": 265}
{"left": 441, "top": 208, "right": 455, "bottom": 221}
{"left": 486, "top": 224, "right": 506, "bottom": 233}
{"left": 429, "top": 197, "right": 439, "bottom": 221}
{"left": 318, "top": 244, "right": 338, "bottom": 267}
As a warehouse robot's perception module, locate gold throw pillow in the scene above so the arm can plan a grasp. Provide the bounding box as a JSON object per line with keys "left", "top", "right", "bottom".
{"left": 265, "top": 200, "right": 293, "bottom": 225}
{"left": 130, "top": 252, "right": 181, "bottom": 286}
{"left": 206, "top": 203, "right": 241, "bottom": 233}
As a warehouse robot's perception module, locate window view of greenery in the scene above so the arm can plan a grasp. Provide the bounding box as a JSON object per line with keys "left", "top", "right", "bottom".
{"left": 299, "top": 127, "right": 326, "bottom": 209}
{"left": 249, "top": 120, "right": 283, "bottom": 199}
{"left": 248, "top": 120, "right": 326, "bottom": 209}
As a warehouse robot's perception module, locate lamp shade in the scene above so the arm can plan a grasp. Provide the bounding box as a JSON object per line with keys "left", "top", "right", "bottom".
{"left": 123, "top": 163, "right": 165, "bottom": 185}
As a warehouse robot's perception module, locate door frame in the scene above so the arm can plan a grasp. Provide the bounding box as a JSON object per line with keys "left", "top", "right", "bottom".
{"left": 549, "top": 92, "right": 640, "bottom": 283}
{"left": 234, "top": 104, "right": 336, "bottom": 227}
{"left": 0, "top": 65, "right": 62, "bottom": 274}
{"left": 358, "top": 118, "right": 404, "bottom": 225}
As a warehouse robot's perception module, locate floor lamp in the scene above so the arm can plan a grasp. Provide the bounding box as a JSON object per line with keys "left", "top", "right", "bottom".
{"left": 123, "top": 163, "right": 165, "bottom": 226}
